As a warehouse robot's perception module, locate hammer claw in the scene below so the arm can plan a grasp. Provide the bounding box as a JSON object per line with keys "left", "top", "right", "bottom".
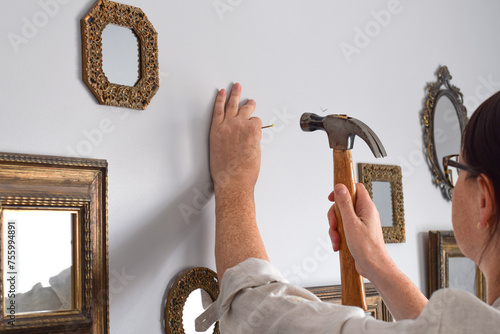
{"left": 300, "top": 113, "right": 387, "bottom": 158}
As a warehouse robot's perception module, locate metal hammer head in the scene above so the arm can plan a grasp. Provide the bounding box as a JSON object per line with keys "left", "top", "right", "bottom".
{"left": 300, "top": 113, "right": 387, "bottom": 158}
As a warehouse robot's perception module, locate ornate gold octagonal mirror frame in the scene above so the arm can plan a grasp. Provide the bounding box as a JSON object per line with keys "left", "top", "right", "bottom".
{"left": 81, "top": 0, "right": 159, "bottom": 110}
{"left": 0, "top": 153, "right": 108, "bottom": 334}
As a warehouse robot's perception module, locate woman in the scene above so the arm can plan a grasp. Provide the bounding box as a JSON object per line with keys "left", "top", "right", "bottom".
{"left": 199, "top": 84, "right": 500, "bottom": 333}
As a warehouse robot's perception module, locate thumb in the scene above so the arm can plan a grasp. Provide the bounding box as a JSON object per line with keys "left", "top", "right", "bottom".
{"left": 334, "top": 183, "right": 358, "bottom": 227}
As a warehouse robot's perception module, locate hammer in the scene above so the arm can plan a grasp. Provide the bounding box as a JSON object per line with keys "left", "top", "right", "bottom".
{"left": 300, "top": 113, "right": 387, "bottom": 310}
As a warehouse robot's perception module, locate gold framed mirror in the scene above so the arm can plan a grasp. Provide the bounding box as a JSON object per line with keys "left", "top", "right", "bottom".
{"left": 165, "top": 267, "right": 220, "bottom": 334}
{"left": 428, "top": 231, "right": 486, "bottom": 301}
{"left": 0, "top": 153, "right": 108, "bottom": 333}
{"left": 423, "top": 66, "right": 468, "bottom": 200}
{"left": 81, "top": 0, "right": 159, "bottom": 110}
{"left": 359, "top": 163, "right": 406, "bottom": 243}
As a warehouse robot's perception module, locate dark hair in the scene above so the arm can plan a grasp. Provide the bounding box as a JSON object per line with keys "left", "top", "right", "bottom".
{"left": 462, "top": 91, "right": 500, "bottom": 227}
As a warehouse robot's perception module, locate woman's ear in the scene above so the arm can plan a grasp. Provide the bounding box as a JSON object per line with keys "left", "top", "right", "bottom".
{"left": 477, "top": 174, "right": 497, "bottom": 228}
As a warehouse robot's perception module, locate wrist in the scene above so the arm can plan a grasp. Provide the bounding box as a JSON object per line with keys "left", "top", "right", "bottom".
{"left": 214, "top": 182, "right": 255, "bottom": 199}
{"left": 362, "top": 250, "right": 395, "bottom": 283}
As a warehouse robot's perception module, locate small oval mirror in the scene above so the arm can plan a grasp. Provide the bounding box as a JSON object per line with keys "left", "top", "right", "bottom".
{"left": 165, "top": 267, "right": 220, "bottom": 334}
{"left": 433, "top": 95, "right": 462, "bottom": 177}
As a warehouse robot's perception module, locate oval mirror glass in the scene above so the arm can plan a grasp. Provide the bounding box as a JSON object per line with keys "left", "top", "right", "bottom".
{"left": 183, "top": 289, "right": 214, "bottom": 333}
{"left": 101, "top": 24, "right": 140, "bottom": 86}
{"left": 2, "top": 209, "right": 74, "bottom": 315}
{"left": 433, "top": 95, "right": 462, "bottom": 179}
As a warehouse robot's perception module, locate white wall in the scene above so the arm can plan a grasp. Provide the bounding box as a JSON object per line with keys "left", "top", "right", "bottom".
{"left": 2, "top": 0, "right": 500, "bottom": 332}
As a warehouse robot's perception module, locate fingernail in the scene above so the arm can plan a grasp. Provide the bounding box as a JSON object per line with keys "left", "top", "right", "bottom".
{"left": 234, "top": 82, "right": 241, "bottom": 90}
{"left": 218, "top": 89, "right": 225, "bottom": 96}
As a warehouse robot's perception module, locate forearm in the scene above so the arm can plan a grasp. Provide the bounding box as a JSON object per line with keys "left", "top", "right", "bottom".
{"left": 368, "top": 256, "right": 428, "bottom": 320}
{"left": 215, "top": 186, "right": 269, "bottom": 279}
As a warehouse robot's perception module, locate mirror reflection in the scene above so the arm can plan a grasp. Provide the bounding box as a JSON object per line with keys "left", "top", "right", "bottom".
{"left": 372, "top": 181, "right": 393, "bottom": 227}
{"left": 183, "top": 289, "right": 214, "bottom": 333}
{"left": 2, "top": 209, "right": 74, "bottom": 314}
{"left": 434, "top": 96, "right": 462, "bottom": 176}
{"left": 101, "top": 24, "right": 140, "bottom": 86}
{"left": 448, "top": 256, "right": 477, "bottom": 296}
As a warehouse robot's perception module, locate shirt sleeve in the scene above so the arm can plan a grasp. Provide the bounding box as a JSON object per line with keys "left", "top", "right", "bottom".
{"left": 195, "top": 258, "right": 500, "bottom": 334}
{"left": 195, "top": 258, "right": 367, "bottom": 332}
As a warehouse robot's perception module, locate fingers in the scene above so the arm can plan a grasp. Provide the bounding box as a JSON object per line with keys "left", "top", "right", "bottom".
{"left": 334, "top": 183, "right": 358, "bottom": 226}
{"left": 212, "top": 88, "right": 226, "bottom": 129}
{"left": 328, "top": 190, "right": 335, "bottom": 202}
{"left": 329, "top": 227, "right": 340, "bottom": 252}
{"left": 239, "top": 99, "right": 257, "bottom": 119}
{"left": 212, "top": 83, "right": 258, "bottom": 130}
{"left": 224, "top": 82, "right": 242, "bottom": 120}
{"left": 327, "top": 204, "right": 340, "bottom": 252}
{"left": 327, "top": 204, "right": 337, "bottom": 230}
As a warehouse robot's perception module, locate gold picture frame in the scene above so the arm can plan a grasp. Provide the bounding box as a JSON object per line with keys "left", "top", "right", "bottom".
{"left": 165, "top": 267, "right": 220, "bottom": 334}
{"left": 428, "top": 230, "right": 486, "bottom": 301}
{"left": 307, "top": 283, "right": 393, "bottom": 322}
{"left": 0, "top": 152, "right": 108, "bottom": 333}
{"left": 358, "top": 163, "right": 406, "bottom": 243}
{"left": 81, "top": 0, "right": 159, "bottom": 110}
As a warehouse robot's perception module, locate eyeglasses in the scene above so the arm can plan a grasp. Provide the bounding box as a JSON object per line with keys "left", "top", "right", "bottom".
{"left": 442, "top": 154, "right": 475, "bottom": 188}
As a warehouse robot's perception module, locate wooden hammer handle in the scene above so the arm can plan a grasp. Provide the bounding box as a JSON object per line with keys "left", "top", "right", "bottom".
{"left": 333, "top": 149, "right": 367, "bottom": 310}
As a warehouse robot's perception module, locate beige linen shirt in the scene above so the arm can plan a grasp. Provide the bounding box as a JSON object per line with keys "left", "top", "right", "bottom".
{"left": 196, "top": 258, "right": 500, "bottom": 333}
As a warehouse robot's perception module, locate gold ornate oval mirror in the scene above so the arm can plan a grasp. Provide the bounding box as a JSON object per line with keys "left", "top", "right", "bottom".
{"left": 165, "top": 267, "right": 220, "bottom": 334}
{"left": 81, "top": 0, "right": 159, "bottom": 110}
{"left": 423, "top": 66, "right": 468, "bottom": 200}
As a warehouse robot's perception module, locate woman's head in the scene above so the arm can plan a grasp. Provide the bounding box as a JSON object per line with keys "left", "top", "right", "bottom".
{"left": 453, "top": 91, "right": 500, "bottom": 264}
{"left": 461, "top": 91, "right": 500, "bottom": 222}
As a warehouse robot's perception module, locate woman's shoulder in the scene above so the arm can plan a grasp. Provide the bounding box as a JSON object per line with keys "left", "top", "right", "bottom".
{"left": 429, "top": 288, "right": 497, "bottom": 308}
{"left": 420, "top": 288, "right": 500, "bottom": 332}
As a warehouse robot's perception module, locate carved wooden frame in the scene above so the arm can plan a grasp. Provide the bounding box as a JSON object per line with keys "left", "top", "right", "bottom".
{"left": 358, "top": 163, "right": 406, "bottom": 243}
{"left": 0, "top": 153, "right": 108, "bottom": 333}
{"left": 422, "top": 66, "right": 468, "bottom": 200}
{"left": 81, "top": 0, "right": 159, "bottom": 110}
{"left": 307, "top": 283, "right": 393, "bottom": 322}
{"left": 428, "top": 230, "right": 486, "bottom": 301}
{"left": 165, "top": 267, "right": 220, "bottom": 334}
